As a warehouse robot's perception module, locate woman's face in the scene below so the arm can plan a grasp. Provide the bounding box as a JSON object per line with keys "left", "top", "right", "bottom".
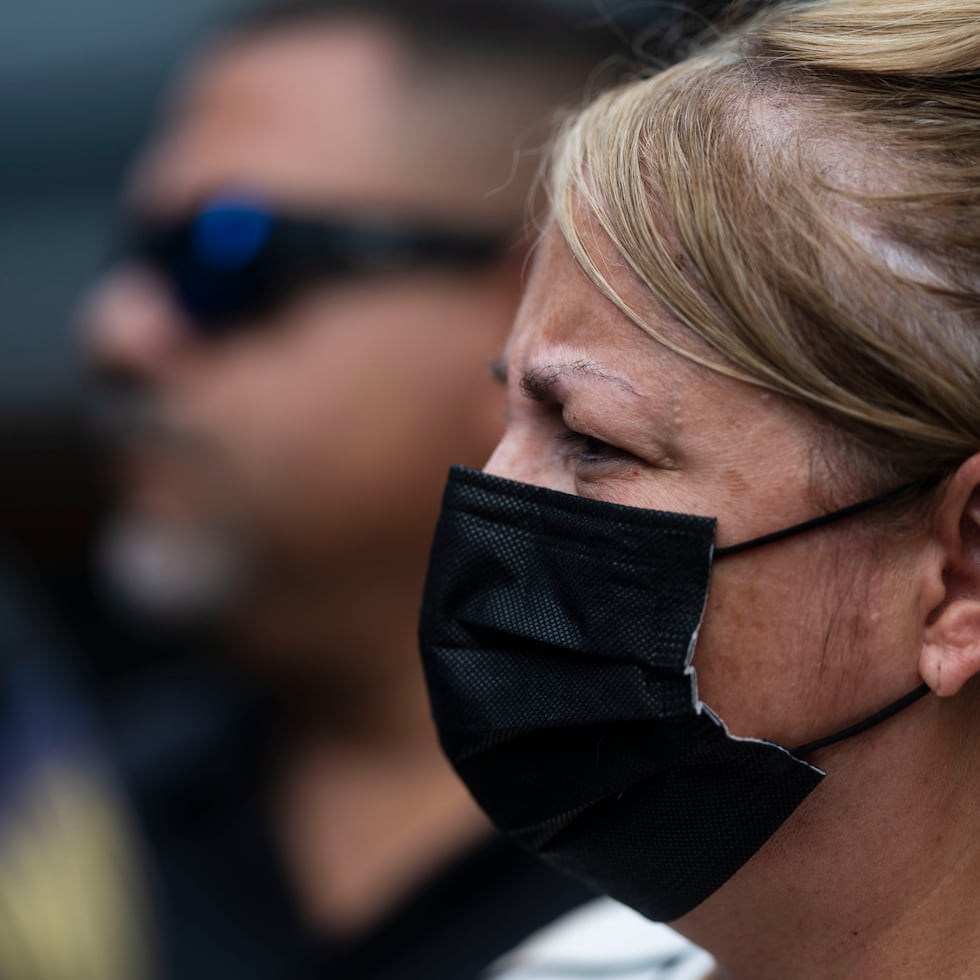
{"left": 486, "top": 223, "right": 924, "bottom": 752}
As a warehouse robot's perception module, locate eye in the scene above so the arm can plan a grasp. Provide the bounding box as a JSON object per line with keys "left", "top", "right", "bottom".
{"left": 560, "top": 430, "right": 625, "bottom": 464}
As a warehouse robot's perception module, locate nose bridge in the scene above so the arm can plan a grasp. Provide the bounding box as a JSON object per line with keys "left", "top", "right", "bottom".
{"left": 78, "top": 264, "right": 193, "bottom": 383}
{"left": 483, "top": 424, "right": 528, "bottom": 479}
{"left": 484, "top": 425, "right": 562, "bottom": 492}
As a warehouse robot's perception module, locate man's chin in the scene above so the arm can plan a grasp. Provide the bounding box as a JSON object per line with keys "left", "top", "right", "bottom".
{"left": 98, "top": 512, "right": 248, "bottom": 626}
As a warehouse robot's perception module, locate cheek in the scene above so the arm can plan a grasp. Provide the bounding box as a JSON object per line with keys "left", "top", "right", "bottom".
{"left": 180, "top": 283, "right": 507, "bottom": 532}
{"left": 693, "top": 562, "right": 796, "bottom": 737}
{"left": 690, "top": 541, "right": 886, "bottom": 747}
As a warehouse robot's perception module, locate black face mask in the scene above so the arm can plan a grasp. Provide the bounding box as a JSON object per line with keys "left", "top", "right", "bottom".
{"left": 419, "top": 465, "right": 929, "bottom": 922}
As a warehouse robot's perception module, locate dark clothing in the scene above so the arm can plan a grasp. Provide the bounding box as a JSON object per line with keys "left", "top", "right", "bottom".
{"left": 112, "top": 661, "right": 596, "bottom": 980}
{"left": 0, "top": 562, "right": 154, "bottom": 980}
{"left": 311, "top": 834, "right": 596, "bottom": 980}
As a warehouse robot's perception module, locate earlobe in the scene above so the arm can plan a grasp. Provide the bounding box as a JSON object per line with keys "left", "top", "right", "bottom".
{"left": 920, "top": 600, "right": 980, "bottom": 696}
{"left": 919, "top": 455, "right": 980, "bottom": 697}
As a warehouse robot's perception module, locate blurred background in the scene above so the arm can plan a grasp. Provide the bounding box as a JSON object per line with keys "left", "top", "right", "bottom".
{"left": 0, "top": 0, "right": 659, "bottom": 414}
{"left": 2, "top": 0, "right": 254, "bottom": 409}
{"left": 2, "top": 0, "right": 260, "bottom": 623}
{"left": 0, "top": 0, "right": 677, "bottom": 597}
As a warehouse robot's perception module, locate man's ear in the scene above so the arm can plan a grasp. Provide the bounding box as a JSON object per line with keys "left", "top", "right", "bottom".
{"left": 920, "top": 453, "right": 980, "bottom": 697}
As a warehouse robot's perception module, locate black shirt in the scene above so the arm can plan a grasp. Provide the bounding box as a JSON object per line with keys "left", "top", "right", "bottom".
{"left": 113, "top": 662, "right": 596, "bottom": 980}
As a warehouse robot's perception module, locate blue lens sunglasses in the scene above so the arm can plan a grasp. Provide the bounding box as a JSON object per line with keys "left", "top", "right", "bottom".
{"left": 122, "top": 195, "right": 511, "bottom": 336}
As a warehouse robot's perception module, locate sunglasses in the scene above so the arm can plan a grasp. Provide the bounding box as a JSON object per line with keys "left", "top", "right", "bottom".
{"left": 123, "top": 195, "right": 511, "bottom": 336}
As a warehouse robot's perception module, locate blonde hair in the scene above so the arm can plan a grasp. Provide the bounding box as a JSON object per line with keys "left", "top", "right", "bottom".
{"left": 550, "top": 0, "right": 980, "bottom": 493}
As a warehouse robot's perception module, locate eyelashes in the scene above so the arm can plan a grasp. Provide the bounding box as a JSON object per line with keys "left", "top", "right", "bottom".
{"left": 559, "top": 429, "right": 625, "bottom": 465}
{"left": 558, "top": 427, "right": 678, "bottom": 473}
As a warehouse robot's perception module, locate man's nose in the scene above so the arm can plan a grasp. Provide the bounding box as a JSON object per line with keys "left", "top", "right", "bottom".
{"left": 78, "top": 265, "right": 194, "bottom": 385}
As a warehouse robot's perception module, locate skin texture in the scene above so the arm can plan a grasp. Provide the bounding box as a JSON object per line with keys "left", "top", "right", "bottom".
{"left": 79, "top": 22, "right": 523, "bottom": 933}
{"left": 487, "top": 223, "right": 980, "bottom": 978}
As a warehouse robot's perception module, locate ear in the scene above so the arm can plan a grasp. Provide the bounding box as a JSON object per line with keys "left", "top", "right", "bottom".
{"left": 920, "top": 453, "right": 980, "bottom": 697}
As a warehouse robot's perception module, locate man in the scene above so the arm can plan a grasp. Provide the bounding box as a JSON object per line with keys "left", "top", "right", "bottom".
{"left": 79, "top": 2, "right": 627, "bottom": 977}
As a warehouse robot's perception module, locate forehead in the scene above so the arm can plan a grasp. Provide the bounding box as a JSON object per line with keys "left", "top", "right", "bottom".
{"left": 508, "top": 225, "right": 826, "bottom": 500}
{"left": 128, "top": 23, "right": 448, "bottom": 217}
{"left": 508, "top": 224, "right": 701, "bottom": 386}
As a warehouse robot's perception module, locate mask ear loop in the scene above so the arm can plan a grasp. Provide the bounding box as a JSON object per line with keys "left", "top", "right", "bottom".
{"left": 791, "top": 683, "right": 931, "bottom": 757}
{"left": 714, "top": 481, "right": 921, "bottom": 558}
{"left": 712, "top": 479, "right": 934, "bottom": 758}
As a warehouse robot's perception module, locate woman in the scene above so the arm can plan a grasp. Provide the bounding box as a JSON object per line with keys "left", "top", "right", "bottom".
{"left": 419, "top": 0, "right": 980, "bottom": 976}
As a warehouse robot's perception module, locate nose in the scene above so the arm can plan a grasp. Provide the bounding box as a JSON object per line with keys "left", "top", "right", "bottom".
{"left": 483, "top": 426, "right": 574, "bottom": 495}
{"left": 78, "top": 265, "right": 194, "bottom": 386}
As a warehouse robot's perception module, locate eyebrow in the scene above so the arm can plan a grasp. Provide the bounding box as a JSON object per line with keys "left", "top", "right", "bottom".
{"left": 518, "top": 360, "right": 641, "bottom": 401}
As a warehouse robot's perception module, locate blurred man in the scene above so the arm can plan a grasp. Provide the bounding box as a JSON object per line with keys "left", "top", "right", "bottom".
{"left": 79, "top": 2, "right": 630, "bottom": 977}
